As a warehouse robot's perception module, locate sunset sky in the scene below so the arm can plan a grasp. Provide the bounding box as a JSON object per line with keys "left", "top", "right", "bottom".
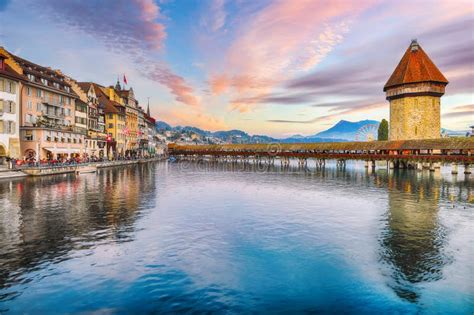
{"left": 0, "top": 0, "right": 472, "bottom": 137}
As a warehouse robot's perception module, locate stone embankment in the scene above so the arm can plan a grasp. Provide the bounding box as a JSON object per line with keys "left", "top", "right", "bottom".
{"left": 0, "top": 156, "right": 166, "bottom": 178}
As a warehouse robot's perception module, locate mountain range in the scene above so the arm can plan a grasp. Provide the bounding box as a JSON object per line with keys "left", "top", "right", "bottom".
{"left": 156, "top": 119, "right": 469, "bottom": 144}
{"left": 156, "top": 119, "right": 382, "bottom": 143}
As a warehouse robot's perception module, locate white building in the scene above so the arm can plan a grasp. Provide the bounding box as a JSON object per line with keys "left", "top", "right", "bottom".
{"left": 0, "top": 51, "right": 22, "bottom": 164}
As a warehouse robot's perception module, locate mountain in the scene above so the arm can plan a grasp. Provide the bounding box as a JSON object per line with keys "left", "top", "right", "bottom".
{"left": 155, "top": 121, "right": 172, "bottom": 131}
{"left": 155, "top": 119, "right": 381, "bottom": 144}
{"left": 314, "top": 119, "right": 380, "bottom": 141}
{"left": 441, "top": 128, "right": 470, "bottom": 137}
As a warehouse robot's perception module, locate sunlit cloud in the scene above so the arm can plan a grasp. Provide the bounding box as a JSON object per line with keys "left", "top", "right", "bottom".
{"left": 34, "top": 0, "right": 201, "bottom": 108}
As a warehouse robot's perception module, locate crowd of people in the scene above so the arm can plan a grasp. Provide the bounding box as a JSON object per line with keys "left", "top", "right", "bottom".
{"left": 7, "top": 154, "right": 161, "bottom": 169}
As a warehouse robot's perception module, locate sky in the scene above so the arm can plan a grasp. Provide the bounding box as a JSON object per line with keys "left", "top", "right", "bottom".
{"left": 0, "top": 0, "right": 472, "bottom": 137}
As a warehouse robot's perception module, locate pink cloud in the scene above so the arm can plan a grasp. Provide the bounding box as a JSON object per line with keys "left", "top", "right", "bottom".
{"left": 35, "top": 0, "right": 200, "bottom": 108}
{"left": 209, "top": 0, "right": 375, "bottom": 110}
{"left": 159, "top": 108, "right": 227, "bottom": 131}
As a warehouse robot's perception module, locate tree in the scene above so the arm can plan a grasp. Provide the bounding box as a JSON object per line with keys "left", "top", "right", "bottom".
{"left": 378, "top": 119, "right": 389, "bottom": 141}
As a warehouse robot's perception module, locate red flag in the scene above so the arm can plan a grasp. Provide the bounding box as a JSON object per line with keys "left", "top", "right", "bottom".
{"left": 123, "top": 74, "right": 128, "bottom": 85}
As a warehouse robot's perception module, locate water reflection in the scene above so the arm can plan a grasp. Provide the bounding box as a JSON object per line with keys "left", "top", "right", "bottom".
{"left": 0, "top": 161, "right": 472, "bottom": 312}
{"left": 0, "top": 163, "right": 158, "bottom": 302}
{"left": 380, "top": 170, "right": 470, "bottom": 302}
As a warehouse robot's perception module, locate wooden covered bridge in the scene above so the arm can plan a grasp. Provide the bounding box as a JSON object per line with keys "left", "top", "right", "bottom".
{"left": 168, "top": 138, "right": 474, "bottom": 174}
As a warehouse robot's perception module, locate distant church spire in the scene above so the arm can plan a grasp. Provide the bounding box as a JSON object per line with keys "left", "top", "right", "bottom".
{"left": 115, "top": 76, "right": 121, "bottom": 91}
{"left": 147, "top": 97, "right": 151, "bottom": 116}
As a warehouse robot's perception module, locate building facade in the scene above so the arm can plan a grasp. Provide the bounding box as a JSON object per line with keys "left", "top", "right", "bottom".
{"left": 71, "top": 81, "right": 107, "bottom": 158}
{"left": 384, "top": 40, "right": 448, "bottom": 140}
{"left": 0, "top": 51, "right": 23, "bottom": 163}
{"left": 1, "top": 48, "right": 86, "bottom": 160}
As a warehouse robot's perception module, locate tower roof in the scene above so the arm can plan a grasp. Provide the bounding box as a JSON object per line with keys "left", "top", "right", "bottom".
{"left": 384, "top": 40, "right": 448, "bottom": 91}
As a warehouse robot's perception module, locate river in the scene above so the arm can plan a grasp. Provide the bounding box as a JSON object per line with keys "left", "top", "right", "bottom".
{"left": 0, "top": 161, "right": 472, "bottom": 314}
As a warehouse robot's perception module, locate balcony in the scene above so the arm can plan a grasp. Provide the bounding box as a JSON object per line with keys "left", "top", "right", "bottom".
{"left": 41, "top": 110, "right": 65, "bottom": 119}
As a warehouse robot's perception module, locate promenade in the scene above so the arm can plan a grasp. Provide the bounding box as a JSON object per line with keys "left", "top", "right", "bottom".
{"left": 0, "top": 156, "right": 167, "bottom": 178}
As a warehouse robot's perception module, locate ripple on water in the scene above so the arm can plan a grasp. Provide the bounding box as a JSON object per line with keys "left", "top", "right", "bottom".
{"left": 0, "top": 162, "right": 472, "bottom": 313}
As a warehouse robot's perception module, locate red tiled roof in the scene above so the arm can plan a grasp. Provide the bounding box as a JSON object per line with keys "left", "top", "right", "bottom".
{"left": 384, "top": 40, "right": 448, "bottom": 91}
{"left": 77, "top": 82, "right": 92, "bottom": 93}
{"left": 91, "top": 83, "right": 119, "bottom": 114}
{"left": 0, "top": 64, "right": 26, "bottom": 82}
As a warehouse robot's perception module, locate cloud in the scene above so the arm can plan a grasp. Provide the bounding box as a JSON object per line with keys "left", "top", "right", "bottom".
{"left": 158, "top": 107, "right": 227, "bottom": 131}
{"left": 442, "top": 104, "right": 474, "bottom": 119}
{"left": 35, "top": 0, "right": 200, "bottom": 107}
{"left": 268, "top": 102, "right": 385, "bottom": 124}
{"left": 209, "top": 0, "right": 375, "bottom": 111}
{"left": 201, "top": 0, "right": 227, "bottom": 32}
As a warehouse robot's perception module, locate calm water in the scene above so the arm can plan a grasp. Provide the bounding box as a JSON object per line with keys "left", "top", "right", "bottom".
{"left": 0, "top": 161, "right": 472, "bottom": 314}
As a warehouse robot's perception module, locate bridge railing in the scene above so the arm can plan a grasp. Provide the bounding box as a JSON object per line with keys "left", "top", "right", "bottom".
{"left": 169, "top": 150, "right": 474, "bottom": 163}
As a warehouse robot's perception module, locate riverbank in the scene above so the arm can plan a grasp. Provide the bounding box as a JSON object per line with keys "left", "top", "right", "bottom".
{"left": 0, "top": 156, "right": 167, "bottom": 179}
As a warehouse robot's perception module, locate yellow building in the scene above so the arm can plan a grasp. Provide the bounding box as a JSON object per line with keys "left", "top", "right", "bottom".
{"left": 116, "top": 82, "right": 139, "bottom": 156}
{"left": 384, "top": 40, "right": 448, "bottom": 140}
{"left": 92, "top": 83, "right": 126, "bottom": 158}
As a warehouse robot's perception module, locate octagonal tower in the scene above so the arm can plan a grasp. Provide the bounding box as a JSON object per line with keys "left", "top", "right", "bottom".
{"left": 384, "top": 40, "right": 448, "bottom": 140}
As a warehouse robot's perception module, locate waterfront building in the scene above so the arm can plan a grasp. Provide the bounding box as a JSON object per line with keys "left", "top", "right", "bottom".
{"left": 0, "top": 51, "right": 23, "bottom": 163}
{"left": 116, "top": 82, "right": 140, "bottom": 156}
{"left": 0, "top": 48, "right": 85, "bottom": 160}
{"left": 95, "top": 84, "right": 126, "bottom": 158}
{"left": 384, "top": 40, "right": 448, "bottom": 140}
{"left": 71, "top": 81, "right": 107, "bottom": 158}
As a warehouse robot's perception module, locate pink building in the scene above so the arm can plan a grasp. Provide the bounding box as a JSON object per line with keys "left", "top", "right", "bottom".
{"left": 2, "top": 49, "right": 86, "bottom": 160}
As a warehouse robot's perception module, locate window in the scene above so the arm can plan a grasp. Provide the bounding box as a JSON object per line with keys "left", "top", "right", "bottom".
{"left": 24, "top": 130, "right": 34, "bottom": 141}
{"left": 27, "top": 87, "right": 31, "bottom": 96}
{"left": 7, "top": 81, "right": 15, "bottom": 93}
{"left": 36, "top": 89, "right": 42, "bottom": 97}
{"left": 108, "top": 113, "right": 113, "bottom": 119}
{"left": 27, "top": 101, "right": 33, "bottom": 110}
{"left": 27, "top": 74, "right": 35, "bottom": 81}
{"left": 108, "top": 123, "right": 113, "bottom": 128}
{"left": 36, "top": 102, "right": 42, "bottom": 111}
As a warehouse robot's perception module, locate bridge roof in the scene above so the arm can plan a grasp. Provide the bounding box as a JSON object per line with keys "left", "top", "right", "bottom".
{"left": 169, "top": 138, "right": 474, "bottom": 152}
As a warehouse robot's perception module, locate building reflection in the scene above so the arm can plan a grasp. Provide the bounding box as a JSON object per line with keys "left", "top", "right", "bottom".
{"left": 0, "top": 163, "right": 158, "bottom": 301}
{"left": 380, "top": 171, "right": 470, "bottom": 302}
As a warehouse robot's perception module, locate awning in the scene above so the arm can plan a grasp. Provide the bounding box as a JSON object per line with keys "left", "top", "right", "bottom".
{"left": 43, "top": 147, "right": 81, "bottom": 154}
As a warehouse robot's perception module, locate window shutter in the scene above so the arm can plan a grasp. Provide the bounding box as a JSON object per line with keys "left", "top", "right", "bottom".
{"left": 10, "top": 122, "right": 15, "bottom": 134}
{"left": 0, "top": 79, "right": 4, "bottom": 92}
{"left": 10, "top": 82, "right": 16, "bottom": 93}
{"left": 0, "top": 99, "right": 3, "bottom": 113}
{"left": 0, "top": 121, "right": 3, "bottom": 134}
{"left": 11, "top": 102, "right": 16, "bottom": 114}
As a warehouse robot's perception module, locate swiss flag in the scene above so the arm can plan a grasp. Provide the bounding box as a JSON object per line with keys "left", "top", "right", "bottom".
{"left": 123, "top": 74, "right": 128, "bottom": 85}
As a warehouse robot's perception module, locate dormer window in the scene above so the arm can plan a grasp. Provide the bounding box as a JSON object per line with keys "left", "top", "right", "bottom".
{"left": 65, "top": 86, "right": 70, "bottom": 92}
{"left": 41, "top": 78, "right": 48, "bottom": 85}
{"left": 27, "top": 74, "right": 35, "bottom": 81}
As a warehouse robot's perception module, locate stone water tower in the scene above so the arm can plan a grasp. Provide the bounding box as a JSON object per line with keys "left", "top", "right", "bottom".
{"left": 384, "top": 40, "right": 448, "bottom": 140}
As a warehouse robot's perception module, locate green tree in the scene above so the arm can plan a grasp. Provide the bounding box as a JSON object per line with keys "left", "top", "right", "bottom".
{"left": 378, "top": 119, "right": 389, "bottom": 140}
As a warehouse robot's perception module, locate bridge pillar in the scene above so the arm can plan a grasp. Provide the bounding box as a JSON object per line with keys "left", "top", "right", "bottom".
{"left": 451, "top": 163, "right": 458, "bottom": 174}
{"left": 416, "top": 162, "right": 423, "bottom": 171}
{"left": 429, "top": 162, "right": 436, "bottom": 172}
{"left": 464, "top": 164, "right": 471, "bottom": 174}
{"left": 371, "top": 160, "right": 376, "bottom": 169}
